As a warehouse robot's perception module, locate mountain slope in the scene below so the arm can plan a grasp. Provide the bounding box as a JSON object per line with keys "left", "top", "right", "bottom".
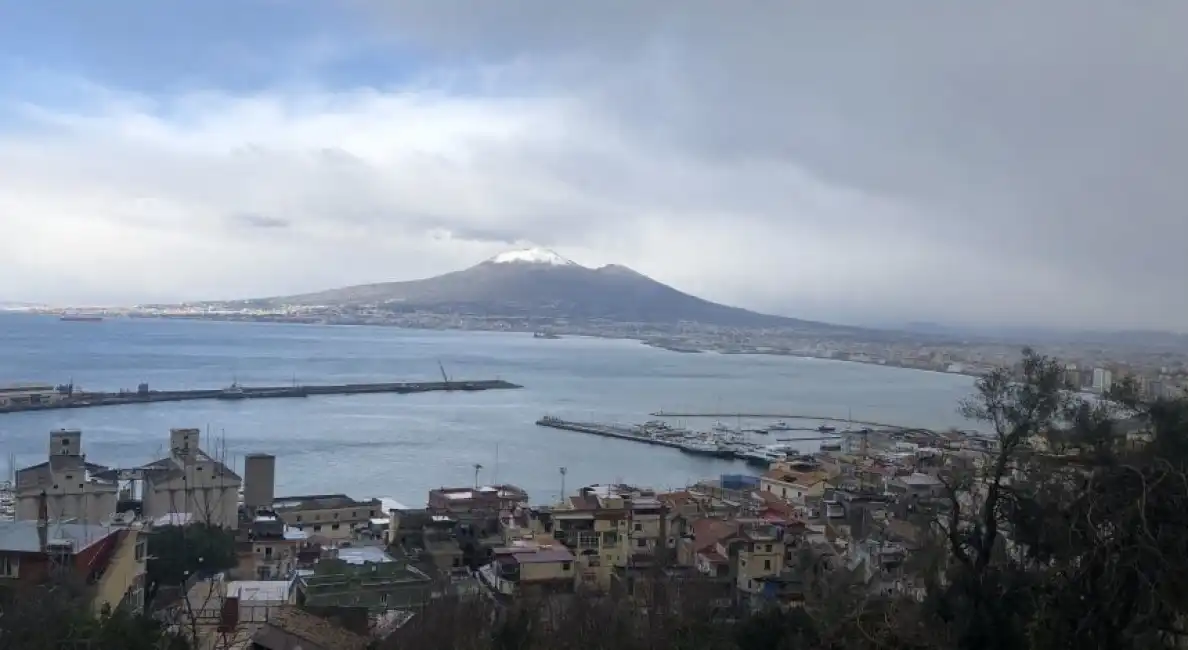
{"left": 266, "top": 248, "right": 842, "bottom": 330}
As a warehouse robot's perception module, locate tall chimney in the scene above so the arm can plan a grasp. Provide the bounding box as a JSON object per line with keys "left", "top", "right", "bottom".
{"left": 37, "top": 490, "right": 49, "bottom": 552}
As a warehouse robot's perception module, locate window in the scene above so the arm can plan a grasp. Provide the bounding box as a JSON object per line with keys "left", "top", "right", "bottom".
{"left": 332, "top": 524, "right": 340, "bottom": 531}
{"left": 765, "top": 544, "right": 772, "bottom": 553}
{"left": 351, "top": 511, "right": 357, "bottom": 518}
{"left": 764, "top": 559, "right": 771, "bottom": 570}
{"left": 0, "top": 555, "right": 17, "bottom": 578}
{"left": 295, "top": 515, "right": 302, "bottom": 522}
{"left": 633, "top": 522, "right": 642, "bottom": 531}
{"left": 636, "top": 539, "right": 646, "bottom": 548}
{"left": 313, "top": 525, "right": 322, "bottom": 532}
{"left": 265, "top": 547, "right": 273, "bottom": 558}
{"left": 134, "top": 541, "right": 147, "bottom": 562}
{"left": 197, "top": 466, "right": 203, "bottom": 472}
{"left": 561, "top": 561, "right": 572, "bottom": 571}
{"left": 369, "top": 510, "right": 376, "bottom": 517}
{"left": 333, "top": 513, "right": 339, "bottom": 519}
{"left": 379, "top": 593, "right": 388, "bottom": 605}
{"left": 65, "top": 474, "right": 73, "bottom": 480}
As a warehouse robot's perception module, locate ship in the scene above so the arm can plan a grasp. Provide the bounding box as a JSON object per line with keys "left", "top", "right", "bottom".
{"left": 60, "top": 314, "right": 104, "bottom": 322}
{"left": 533, "top": 331, "right": 561, "bottom": 339}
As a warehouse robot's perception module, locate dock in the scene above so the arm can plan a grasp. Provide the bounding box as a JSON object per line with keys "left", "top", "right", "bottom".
{"left": 534, "top": 417, "right": 687, "bottom": 451}
{"left": 0, "top": 379, "right": 522, "bottom": 414}
{"left": 650, "top": 411, "right": 906, "bottom": 430}
{"left": 535, "top": 416, "right": 845, "bottom": 463}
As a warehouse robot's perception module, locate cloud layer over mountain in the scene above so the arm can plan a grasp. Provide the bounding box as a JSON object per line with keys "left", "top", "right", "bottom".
{"left": 0, "top": 1, "right": 1184, "bottom": 330}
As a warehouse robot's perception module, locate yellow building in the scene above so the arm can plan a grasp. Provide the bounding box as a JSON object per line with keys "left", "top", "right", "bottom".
{"left": 759, "top": 464, "right": 831, "bottom": 504}
{"left": 548, "top": 485, "right": 678, "bottom": 593}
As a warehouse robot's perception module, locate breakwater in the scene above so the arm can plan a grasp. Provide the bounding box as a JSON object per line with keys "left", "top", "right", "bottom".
{"left": 650, "top": 411, "right": 905, "bottom": 430}
{"left": 535, "top": 416, "right": 688, "bottom": 450}
{"left": 0, "top": 379, "right": 522, "bottom": 414}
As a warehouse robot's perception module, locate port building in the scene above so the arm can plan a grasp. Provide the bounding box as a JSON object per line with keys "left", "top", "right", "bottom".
{"left": 13, "top": 429, "right": 119, "bottom": 525}
{"left": 16, "top": 428, "right": 243, "bottom": 530}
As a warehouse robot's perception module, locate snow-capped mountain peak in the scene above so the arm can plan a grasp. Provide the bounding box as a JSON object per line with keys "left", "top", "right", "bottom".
{"left": 488, "top": 247, "right": 579, "bottom": 267}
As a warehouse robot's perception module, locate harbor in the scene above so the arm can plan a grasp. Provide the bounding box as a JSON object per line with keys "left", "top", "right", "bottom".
{"left": 650, "top": 410, "right": 906, "bottom": 430}
{"left": 0, "top": 378, "right": 523, "bottom": 414}
{"left": 536, "top": 415, "right": 851, "bottom": 466}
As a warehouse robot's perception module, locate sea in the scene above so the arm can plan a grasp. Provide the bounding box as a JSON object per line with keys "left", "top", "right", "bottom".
{"left": 0, "top": 313, "right": 978, "bottom": 505}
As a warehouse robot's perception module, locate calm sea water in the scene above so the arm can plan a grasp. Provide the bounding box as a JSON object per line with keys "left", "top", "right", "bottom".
{"left": 0, "top": 313, "right": 977, "bottom": 504}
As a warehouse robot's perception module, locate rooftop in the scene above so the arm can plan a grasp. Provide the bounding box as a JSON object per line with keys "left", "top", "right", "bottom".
{"left": 0, "top": 521, "right": 118, "bottom": 553}
{"left": 225, "top": 580, "right": 290, "bottom": 602}
{"left": 493, "top": 541, "right": 574, "bottom": 564}
{"left": 255, "top": 606, "right": 369, "bottom": 650}
{"left": 336, "top": 545, "right": 394, "bottom": 565}
{"left": 273, "top": 494, "right": 377, "bottom": 511}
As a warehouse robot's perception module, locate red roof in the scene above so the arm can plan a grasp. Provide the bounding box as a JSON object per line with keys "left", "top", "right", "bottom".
{"left": 691, "top": 518, "right": 738, "bottom": 553}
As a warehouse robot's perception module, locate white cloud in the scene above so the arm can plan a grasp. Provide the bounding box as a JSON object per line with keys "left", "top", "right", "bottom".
{"left": 1, "top": 0, "right": 1186, "bottom": 330}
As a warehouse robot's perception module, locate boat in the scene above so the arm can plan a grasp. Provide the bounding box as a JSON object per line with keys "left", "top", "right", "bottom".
{"left": 218, "top": 382, "right": 246, "bottom": 400}
{"left": 533, "top": 331, "right": 561, "bottom": 340}
{"left": 740, "top": 448, "right": 785, "bottom": 467}
{"left": 60, "top": 314, "right": 103, "bottom": 322}
{"left": 679, "top": 439, "right": 722, "bottom": 457}
{"left": 817, "top": 424, "right": 837, "bottom": 433}
{"left": 711, "top": 421, "right": 732, "bottom": 433}
{"left": 767, "top": 421, "right": 794, "bottom": 431}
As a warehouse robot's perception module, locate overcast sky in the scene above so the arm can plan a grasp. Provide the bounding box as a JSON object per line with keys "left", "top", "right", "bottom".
{"left": 1, "top": 2, "right": 1184, "bottom": 330}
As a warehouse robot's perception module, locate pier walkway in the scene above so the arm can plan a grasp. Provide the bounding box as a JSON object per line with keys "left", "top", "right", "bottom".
{"left": 0, "top": 379, "right": 521, "bottom": 414}
{"left": 650, "top": 411, "right": 907, "bottom": 430}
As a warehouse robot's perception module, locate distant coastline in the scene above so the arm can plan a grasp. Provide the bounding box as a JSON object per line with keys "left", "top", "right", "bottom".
{"left": 12, "top": 309, "right": 992, "bottom": 380}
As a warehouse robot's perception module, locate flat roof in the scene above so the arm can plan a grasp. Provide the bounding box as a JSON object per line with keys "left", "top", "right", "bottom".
{"left": 226, "top": 580, "right": 290, "bottom": 602}
{"left": 0, "top": 521, "right": 116, "bottom": 553}
{"left": 336, "top": 546, "right": 393, "bottom": 565}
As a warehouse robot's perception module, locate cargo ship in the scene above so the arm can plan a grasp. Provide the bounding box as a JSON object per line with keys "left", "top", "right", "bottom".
{"left": 60, "top": 314, "right": 104, "bottom": 322}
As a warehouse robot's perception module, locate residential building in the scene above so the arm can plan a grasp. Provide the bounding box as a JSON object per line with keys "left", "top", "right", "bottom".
{"left": 14, "top": 429, "right": 119, "bottom": 525}
{"left": 0, "top": 519, "right": 146, "bottom": 614}
{"left": 547, "top": 484, "right": 677, "bottom": 593}
{"left": 137, "top": 428, "right": 242, "bottom": 529}
{"left": 759, "top": 463, "right": 831, "bottom": 504}
{"left": 249, "top": 606, "right": 370, "bottom": 650}
{"left": 293, "top": 556, "right": 434, "bottom": 611}
{"left": 427, "top": 484, "right": 529, "bottom": 518}
{"left": 1092, "top": 367, "right": 1114, "bottom": 393}
{"left": 272, "top": 493, "right": 383, "bottom": 540}
{"left": 480, "top": 540, "right": 575, "bottom": 598}
{"left": 886, "top": 473, "right": 945, "bottom": 500}
{"left": 237, "top": 513, "right": 309, "bottom": 580}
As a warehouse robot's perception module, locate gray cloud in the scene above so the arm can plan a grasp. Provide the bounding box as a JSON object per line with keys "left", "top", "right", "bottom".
{"left": 361, "top": 0, "right": 1188, "bottom": 328}
{"left": 2, "top": 2, "right": 1185, "bottom": 329}
{"left": 229, "top": 213, "right": 291, "bottom": 229}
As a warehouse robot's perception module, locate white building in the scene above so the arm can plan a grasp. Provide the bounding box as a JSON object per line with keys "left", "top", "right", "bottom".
{"left": 14, "top": 430, "right": 119, "bottom": 525}
{"left": 139, "top": 429, "right": 242, "bottom": 530}
{"left": 1092, "top": 368, "right": 1113, "bottom": 393}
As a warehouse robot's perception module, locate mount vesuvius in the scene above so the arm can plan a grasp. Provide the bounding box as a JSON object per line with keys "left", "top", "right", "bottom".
{"left": 251, "top": 248, "right": 845, "bottom": 331}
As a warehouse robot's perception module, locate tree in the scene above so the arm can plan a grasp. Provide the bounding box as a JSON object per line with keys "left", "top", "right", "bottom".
{"left": 145, "top": 523, "right": 237, "bottom": 605}
{"left": 0, "top": 582, "right": 189, "bottom": 650}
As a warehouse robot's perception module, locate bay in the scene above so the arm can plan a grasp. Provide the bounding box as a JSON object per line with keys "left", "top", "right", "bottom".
{"left": 0, "top": 313, "right": 977, "bottom": 504}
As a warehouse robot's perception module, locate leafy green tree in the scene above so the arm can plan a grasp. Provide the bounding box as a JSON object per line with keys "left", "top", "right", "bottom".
{"left": 145, "top": 523, "right": 237, "bottom": 603}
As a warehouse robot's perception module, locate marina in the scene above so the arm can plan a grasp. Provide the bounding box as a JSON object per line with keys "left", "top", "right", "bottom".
{"left": 535, "top": 415, "right": 846, "bottom": 466}
{"left": 650, "top": 411, "right": 906, "bottom": 430}
{"left": 0, "top": 378, "right": 523, "bottom": 414}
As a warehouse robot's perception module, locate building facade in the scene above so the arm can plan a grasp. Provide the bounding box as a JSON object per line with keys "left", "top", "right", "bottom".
{"left": 14, "top": 429, "right": 119, "bottom": 525}
{"left": 273, "top": 494, "right": 383, "bottom": 540}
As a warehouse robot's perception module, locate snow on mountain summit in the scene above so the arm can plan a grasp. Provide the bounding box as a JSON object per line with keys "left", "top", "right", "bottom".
{"left": 488, "top": 247, "right": 579, "bottom": 267}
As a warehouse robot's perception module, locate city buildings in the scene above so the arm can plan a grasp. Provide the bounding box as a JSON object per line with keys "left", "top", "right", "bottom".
{"left": 272, "top": 493, "right": 384, "bottom": 540}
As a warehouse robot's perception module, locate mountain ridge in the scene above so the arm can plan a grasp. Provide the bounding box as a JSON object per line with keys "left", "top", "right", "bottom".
{"left": 259, "top": 248, "right": 857, "bottom": 332}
